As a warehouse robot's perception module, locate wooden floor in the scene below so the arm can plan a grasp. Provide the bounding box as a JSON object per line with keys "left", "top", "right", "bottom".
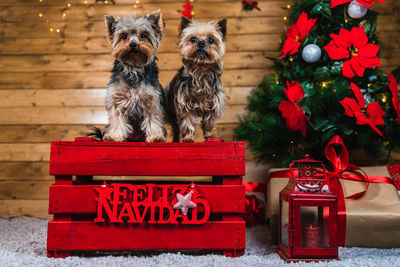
{"left": 0, "top": 0, "right": 399, "bottom": 216}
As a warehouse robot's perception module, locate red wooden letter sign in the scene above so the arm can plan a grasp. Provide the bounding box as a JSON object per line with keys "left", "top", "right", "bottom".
{"left": 94, "top": 182, "right": 211, "bottom": 225}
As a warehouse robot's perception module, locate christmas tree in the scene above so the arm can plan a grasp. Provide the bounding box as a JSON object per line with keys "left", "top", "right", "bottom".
{"left": 235, "top": 0, "right": 400, "bottom": 166}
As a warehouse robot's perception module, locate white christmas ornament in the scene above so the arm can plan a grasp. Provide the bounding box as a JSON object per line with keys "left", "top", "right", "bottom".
{"left": 302, "top": 44, "right": 321, "bottom": 63}
{"left": 348, "top": 0, "right": 368, "bottom": 19}
{"left": 173, "top": 192, "right": 196, "bottom": 215}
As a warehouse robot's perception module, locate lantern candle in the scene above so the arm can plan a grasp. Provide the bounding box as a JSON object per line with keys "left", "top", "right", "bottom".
{"left": 302, "top": 224, "right": 321, "bottom": 248}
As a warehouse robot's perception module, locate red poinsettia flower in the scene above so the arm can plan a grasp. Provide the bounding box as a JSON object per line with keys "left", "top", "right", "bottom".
{"left": 331, "top": 0, "right": 385, "bottom": 8}
{"left": 280, "top": 12, "right": 317, "bottom": 58}
{"left": 324, "top": 26, "right": 381, "bottom": 79}
{"left": 340, "top": 82, "right": 385, "bottom": 136}
{"left": 181, "top": 1, "right": 193, "bottom": 18}
{"left": 278, "top": 81, "right": 308, "bottom": 137}
{"left": 387, "top": 73, "right": 400, "bottom": 122}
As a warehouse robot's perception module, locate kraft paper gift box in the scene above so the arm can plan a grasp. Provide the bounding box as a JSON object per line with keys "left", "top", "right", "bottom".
{"left": 266, "top": 166, "right": 400, "bottom": 248}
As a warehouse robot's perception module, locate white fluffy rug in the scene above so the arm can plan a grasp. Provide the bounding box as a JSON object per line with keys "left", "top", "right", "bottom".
{"left": 1, "top": 218, "right": 399, "bottom": 267}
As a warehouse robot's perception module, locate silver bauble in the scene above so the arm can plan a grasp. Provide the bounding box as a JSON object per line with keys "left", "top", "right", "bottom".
{"left": 302, "top": 44, "right": 321, "bottom": 63}
{"left": 348, "top": 0, "right": 368, "bottom": 19}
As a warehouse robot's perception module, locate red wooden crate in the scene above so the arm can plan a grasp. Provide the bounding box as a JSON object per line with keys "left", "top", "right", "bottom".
{"left": 47, "top": 137, "right": 246, "bottom": 258}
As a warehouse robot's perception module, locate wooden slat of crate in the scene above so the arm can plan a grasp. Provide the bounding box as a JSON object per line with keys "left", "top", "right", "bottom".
{"left": 50, "top": 141, "right": 245, "bottom": 176}
{"left": 49, "top": 184, "right": 245, "bottom": 214}
{"left": 47, "top": 220, "right": 245, "bottom": 252}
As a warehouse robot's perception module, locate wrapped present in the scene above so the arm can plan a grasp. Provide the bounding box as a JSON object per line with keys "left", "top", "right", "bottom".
{"left": 266, "top": 136, "right": 400, "bottom": 248}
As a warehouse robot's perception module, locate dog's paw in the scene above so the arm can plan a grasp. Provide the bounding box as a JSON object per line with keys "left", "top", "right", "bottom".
{"left": 147, "top": 135, "right": 166, "bottom": 142}
{"left": 182, "top": 137, "right": 195, "bottom": 142}
{"left": 204, "top": 134, "right": 217, "bottom": 140}
{"left": 103, "top": 134, "right": 124, "bottom": 142}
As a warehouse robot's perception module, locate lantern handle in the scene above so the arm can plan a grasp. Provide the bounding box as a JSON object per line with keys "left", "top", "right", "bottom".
{"left": 289, "top": 161, "right": 328, "bottom": 190}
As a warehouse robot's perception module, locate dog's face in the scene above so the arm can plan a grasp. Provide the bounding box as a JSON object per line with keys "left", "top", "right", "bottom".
{"left": 105, "top": 10, "right": 164, "bottom": 68}
{"left": 179, "top": 17, "right": 226, "bottom": 64}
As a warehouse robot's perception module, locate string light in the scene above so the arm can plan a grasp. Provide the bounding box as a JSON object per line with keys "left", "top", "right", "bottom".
{"left": 276, "top": 81, "right": 279, "bottom": 85}
{"left": 345, "top": 19, "right": 348, "bottom": 23}
{"left": 84, "top": 0, "right": 88, "bottom": 4}
{"left": 38, "top": 0, "right": 72, "bottom": 36}
{"left": 368, "top": 83, "right": 372, "bottom": 87}
{"left": 134, "top": 4, "right": 138, "bottom": 8}
{"left": 104, "top": 0, "right": 108, "bottom": 3}
{"left": 191, "top": 11, "right": 195, "bottom": 16}
{"left": 287, "top": 4, "right": 291, "bottom": 8}
{"left": 289, "top": 57, "right": 293, "bottom": 62}
{"left": 136, "top": 0, "right": 140, "bottom": 3}
{"left": 283, "top": 16, "right": 288, "bottom": 21}
{"left": 322, "top": 82, "right": 327, "bottom": 87}
{"left": 383, "top": 141, "right": 389, "bottom": 146}
{"left": 382, "top": 96, "right": 387, "bottom": 103}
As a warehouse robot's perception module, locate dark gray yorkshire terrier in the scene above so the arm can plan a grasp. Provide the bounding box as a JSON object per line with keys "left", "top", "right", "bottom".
{"left": 94, "top": 10, "right": 166, "bottom": 142}
{"left": 165, "top": 17, "right": 227, "bottom": 142}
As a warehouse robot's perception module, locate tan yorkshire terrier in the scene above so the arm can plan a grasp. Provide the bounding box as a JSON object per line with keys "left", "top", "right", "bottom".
{"left": 165, "top": 17, "right": 227, "bottom": 142}
{"left": 91, "top": 10, "right": 166, "bottom": 142}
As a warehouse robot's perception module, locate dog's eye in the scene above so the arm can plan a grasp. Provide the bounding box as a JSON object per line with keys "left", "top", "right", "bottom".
{"left": 140, "top": 33, "right": 147, "bottom": 39}
{"left": 121, "top": 34, "right": 128, "bottom": 40}
{"left": 190, "top": 37, "right": 197, "bottom": 43}
{"left": 208, "top": 38, "right": 214, "bottom": 44}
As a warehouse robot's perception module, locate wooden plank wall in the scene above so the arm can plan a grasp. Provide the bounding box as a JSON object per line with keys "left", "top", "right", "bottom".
{"left": 0, "top": 0, "right": 399, "bottom": 216}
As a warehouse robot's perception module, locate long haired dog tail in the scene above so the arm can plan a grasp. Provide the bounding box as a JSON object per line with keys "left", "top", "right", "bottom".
{"left": 86, "top": 127, "right": 105, "bottom": 141}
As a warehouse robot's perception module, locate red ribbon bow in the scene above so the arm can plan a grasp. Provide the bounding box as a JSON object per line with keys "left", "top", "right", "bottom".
{"left": 323, "top": 135, "right": 370, "bottom": 245}
{"left": 323, "top": 135, "right": 394, "bottom": 245}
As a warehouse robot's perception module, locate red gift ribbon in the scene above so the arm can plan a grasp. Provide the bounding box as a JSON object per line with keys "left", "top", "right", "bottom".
{"left": 244, "top": 195, "right": 264, "bottom": 227}
{"left": 244, "top": 135, "right": 396, "bottom": 245}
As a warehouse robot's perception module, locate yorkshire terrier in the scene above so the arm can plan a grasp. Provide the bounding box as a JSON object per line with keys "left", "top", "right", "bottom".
{"left": 165, "top": 17, "right": 227, "bottom": 142}
{"left": 99, "top": 10, "right": 166, "bottom": 142}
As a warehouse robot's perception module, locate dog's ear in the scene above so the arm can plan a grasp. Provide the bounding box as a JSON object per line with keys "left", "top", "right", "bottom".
{"left": 104, "top": 15, "right": 120, "bottom": 43}
{"left": 180, "top": 16, "right": 192, "bottom": 33}
{"left": 145, "top": 9, "right": 165, "bottom": 40}
{"left": 217, "top": 19, "right": 227, "bottom": 39}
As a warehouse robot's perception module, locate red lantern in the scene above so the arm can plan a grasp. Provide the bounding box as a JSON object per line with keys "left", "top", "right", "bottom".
{"left": 278, "top": 154, "right": 339, "bottom": 262}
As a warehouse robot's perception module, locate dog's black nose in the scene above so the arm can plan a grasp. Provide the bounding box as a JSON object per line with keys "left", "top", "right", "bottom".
{"left": 130, "top": 42, "right": 138, "bottom": 50}
{"left": 197, "top": 40, "right": 206, "bottom": 48}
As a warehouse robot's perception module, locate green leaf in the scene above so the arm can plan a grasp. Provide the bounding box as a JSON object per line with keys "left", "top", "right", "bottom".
{"left": 339, "top": 125, "right": 354, "bottom": 135}
{"left": 315, "top": 66, "right": 330, "bottom": 79}
{"left": 312, "top": 119, "right": 330, "bottom": 131}
{"left": 310, "top": 3, "right": 324, "bottom": 15}
{"left": 331, "top": 62, "right": 343, "bottom": 75}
